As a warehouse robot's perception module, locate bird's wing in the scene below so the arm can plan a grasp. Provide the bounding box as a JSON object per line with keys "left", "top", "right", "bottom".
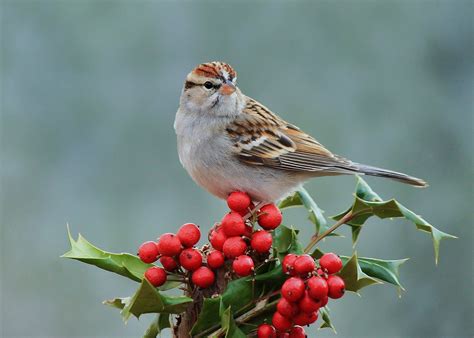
{"left": 227, "top": 98, "right": 358, "bottom": 173}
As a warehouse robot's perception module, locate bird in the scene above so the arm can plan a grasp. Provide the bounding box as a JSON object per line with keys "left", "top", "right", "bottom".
{"left": 174, "top": 62, "right": 426, "bottom": 203}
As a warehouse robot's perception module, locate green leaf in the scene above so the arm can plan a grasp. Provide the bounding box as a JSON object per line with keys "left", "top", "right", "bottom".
{"left": 239, "top": 301, "right": 277, "bottom": 335}
{"left": 333, "top": 176, "right": 456, "bottom": 263}
{"left": 62, "top": 226, "right": 150, "bottom": 282}
{"left": 190, "top": 297, "right": 221, "bottom": 335}
{"left": 272, "top": 225, "right": 293, "bottom": 254}
{"left": 62, "top": 227, "right": 181, "bottom": 290}
{"left": 143, "top": 314, "right": 171, "bottom": 338}
{"left": 338, "top": 252, "right": 381, "bottom": 294}
{"left": 289, "top": 228, "right": 304, "bottom": 255}
{"left": 103, "top": 297, "right": 131, "bottom": 310}
{"left": 313, "top": 249, "right": 408, "bottom": 290}
{"left": 121, "top": 279, "right": 192, "bottom": 322}
{"left": 191, "top": 276, "right": 255, "bottom": 335}
{"left": 192, "top": 263, "right": 285, "bottom": 335}
{"left": 272, "top": 225, "right": 303, "bottom": 260}
{"left": 346, "top": 256, "right": 409, "bottom": 290}
{"left": 319, "top": 306, "right": 337, "bottom": 333}
{"left": 220, "top": 306, "right": 246, "bottom": 338}
{"left": 279, "top": 188, "right": 328, "bottom": 235}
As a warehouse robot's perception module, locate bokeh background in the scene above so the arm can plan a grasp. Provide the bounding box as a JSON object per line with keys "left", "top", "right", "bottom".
{"left": 1, "top": 1, "right": 473, "bottom": 337}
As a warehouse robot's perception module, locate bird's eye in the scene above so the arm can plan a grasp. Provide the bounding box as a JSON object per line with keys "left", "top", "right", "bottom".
{"left": 203, "top": 81, "right": 214, "bottom": 89}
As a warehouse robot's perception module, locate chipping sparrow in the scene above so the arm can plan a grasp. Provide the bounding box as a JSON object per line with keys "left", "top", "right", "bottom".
{"left": 174, "top": 62, "right": 426, "bottom": 203}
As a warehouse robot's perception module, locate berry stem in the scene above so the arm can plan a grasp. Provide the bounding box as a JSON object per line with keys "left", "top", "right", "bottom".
{"left": 304, "top": 210, "right": 353, "bottom": 254}
{"left": 242, "top": 201, "right": 266, "bottom": 221}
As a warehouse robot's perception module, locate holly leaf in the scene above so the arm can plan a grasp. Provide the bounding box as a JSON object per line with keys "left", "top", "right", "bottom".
{"left": 272, "top": 225, "right": 293, "bottom": 254}
{"left": 143, "top": 314, "right": 171, "bottom": 338}
{"left": 62, "top": 226, "right": 152, "bottom": 282}
{"left": 338, "top": 252, "right": 381, "bottom": 293}
{"left": 319, "top": 306, "right": 337, "bottom": 333}
{"left": 272, "top": 225, "right": 304, "bottom": 260}
{"left": 120, "top": 279, "right": 192, "bottom": 322}
{"left": 103, "top": 297, "right": 131, "bottom": 310}
{"left": 279, "top": 188, "right": 328, "bottom": 235}
{"left": 191, "top": 276, "right": 256, "bottom": 335}
{"left": 62, "top": 227, "right": 181, "bottom": 290}
{"left": 191, "top": 263, "right": 285, "bottom": 335}
{"left": 333, "top": 177, "right": 456, "bottom": 263}
{"left": 313, "top": 249, "right": 409, "bottom": 290}
{"left": 190, "top": 297, "right": 221, "bottom": 335}
{"left": 345, "top": 256, "right": 409, "bottom": 290}
{"left": 220, "top": 306, "right": 247, "bottom": 338}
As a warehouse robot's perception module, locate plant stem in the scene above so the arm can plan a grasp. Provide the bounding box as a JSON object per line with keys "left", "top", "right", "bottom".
{"left": 205, "top": 299, "right": 279, "bottom": 337}
{"left": 304, "top": 210, "right": 353, "bottom": 254}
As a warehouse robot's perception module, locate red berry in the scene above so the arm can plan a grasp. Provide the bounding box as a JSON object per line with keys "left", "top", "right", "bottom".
{"left": 288, "top": 325, "right": 306, "bottom": 338}
{"left": 282, "top": 254, "right": 298, "bottom": 275}
{"left": 307, "top": 276, "right": 328, "bottom": 300}
{"left": 144, "top": 266, "right": 167, "bottom": 287}
{"left": 258, "top": 204, "right": 282, "bottom": 230}
{"left": 243, "top": 224, "right": 253, "bottom": 238}
{"left": 293, "top": 254, "right": 316, "bottom": 276}
{"left": 272, "top": 311, "right": 293, "bottom": 332}
{"left": 177, "top": 223, "right": 201, "bottom": 248}
{"left": 179, "top": 248, "right": 202, "bottom": 271}
{"left": 206, "top": 250, "right": 225, "bottom": 269}
{"left": 222, "top": 236, "right": 247, "bottom": 258}
{"left": 319, "top": 252, "right": 343, "bottom": 274}
{"left": 251, "top": 230, "right": 273, "bottom": 253}
{"left": 232, "top": 255, "right": 254, "bottom": 276}
{"left": 138, "top": 241, "right": 159, "bottom": 263}
{"left": 293, "top": 311, "right": 318, "bottom": 326}
{"left": 327, "top": 275, "right": 345, "bottom": 299}
{"left": 238, "top": 202, "right": 255, "bottom": 217}
{"left": 316, "top": 268, "right": 325, "bottom": 276}
{"left": 298, "top": 291, "right": 321, "bottom": 313}
{"left": 227, "top": 191, "right": 251, "bottom": 212}
{"left": 157, "top": 233, "right": 182, "bottom": 256}
{"left": 321, "top": 295, "right": 328, "bottom": 307}
{"left": 160, "top": 256, "right": 179, "bottom": 271}
{"left": 277, "top": 297, "right": 299, "bottom": 318}
{"left": 209, "top": 227, "right": 227, "bottom": 251}
{"left": 257, "top": 323, "right": 276, "bottom": 338}
{"left": 191, "top": 266, "right": 215, "bottom": 288}
{"left": 221, "top": 212, "right": 246, "bottom": 237}
{"left": 281, "top": 277, "right": 305, "bottom": 302}
{"left": 277, "top": 333, "right": 289, "bottom": 338}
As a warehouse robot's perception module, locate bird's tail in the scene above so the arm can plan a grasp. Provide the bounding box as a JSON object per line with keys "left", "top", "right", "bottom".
{"left": 354, "top": 163, "right": 428, "bottom": 187}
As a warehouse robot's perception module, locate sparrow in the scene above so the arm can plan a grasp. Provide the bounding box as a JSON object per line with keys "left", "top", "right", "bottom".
{"left": 174, "top": 62, "right": 426, "bottom": 203}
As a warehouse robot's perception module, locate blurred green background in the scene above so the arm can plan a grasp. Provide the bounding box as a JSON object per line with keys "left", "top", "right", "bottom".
{"left": 1, "top": 0, "right": 473, "bottom": 337}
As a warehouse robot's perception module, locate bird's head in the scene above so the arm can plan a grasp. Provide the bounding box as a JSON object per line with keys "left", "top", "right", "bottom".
{"left": 180, "top": 62, "right": 243, "bottom": 117}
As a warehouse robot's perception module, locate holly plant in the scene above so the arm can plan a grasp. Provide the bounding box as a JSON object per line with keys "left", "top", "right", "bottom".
{"left": 62, "top": 176, "right": 455, "bottom": 337}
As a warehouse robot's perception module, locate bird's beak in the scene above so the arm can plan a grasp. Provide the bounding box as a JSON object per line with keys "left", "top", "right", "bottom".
{"left": 219, "top": 82, "right": 236, "bottom": 96}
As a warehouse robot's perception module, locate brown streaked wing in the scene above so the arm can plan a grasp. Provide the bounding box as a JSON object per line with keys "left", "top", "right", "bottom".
{"left": 229, "top": 97, "right": 358, "bottom": 173}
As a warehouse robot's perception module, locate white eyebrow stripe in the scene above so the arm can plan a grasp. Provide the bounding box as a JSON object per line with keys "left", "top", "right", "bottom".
{"left": 221, "top": 69, "right": 229, "bottom": 81}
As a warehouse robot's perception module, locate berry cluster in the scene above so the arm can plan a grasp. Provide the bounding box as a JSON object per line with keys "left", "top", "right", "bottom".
{"left": 257, "top": 252, "right": 345, "bottom": 337}
{"left": 137, "top": 191, "right": 283, "bottom": 289}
